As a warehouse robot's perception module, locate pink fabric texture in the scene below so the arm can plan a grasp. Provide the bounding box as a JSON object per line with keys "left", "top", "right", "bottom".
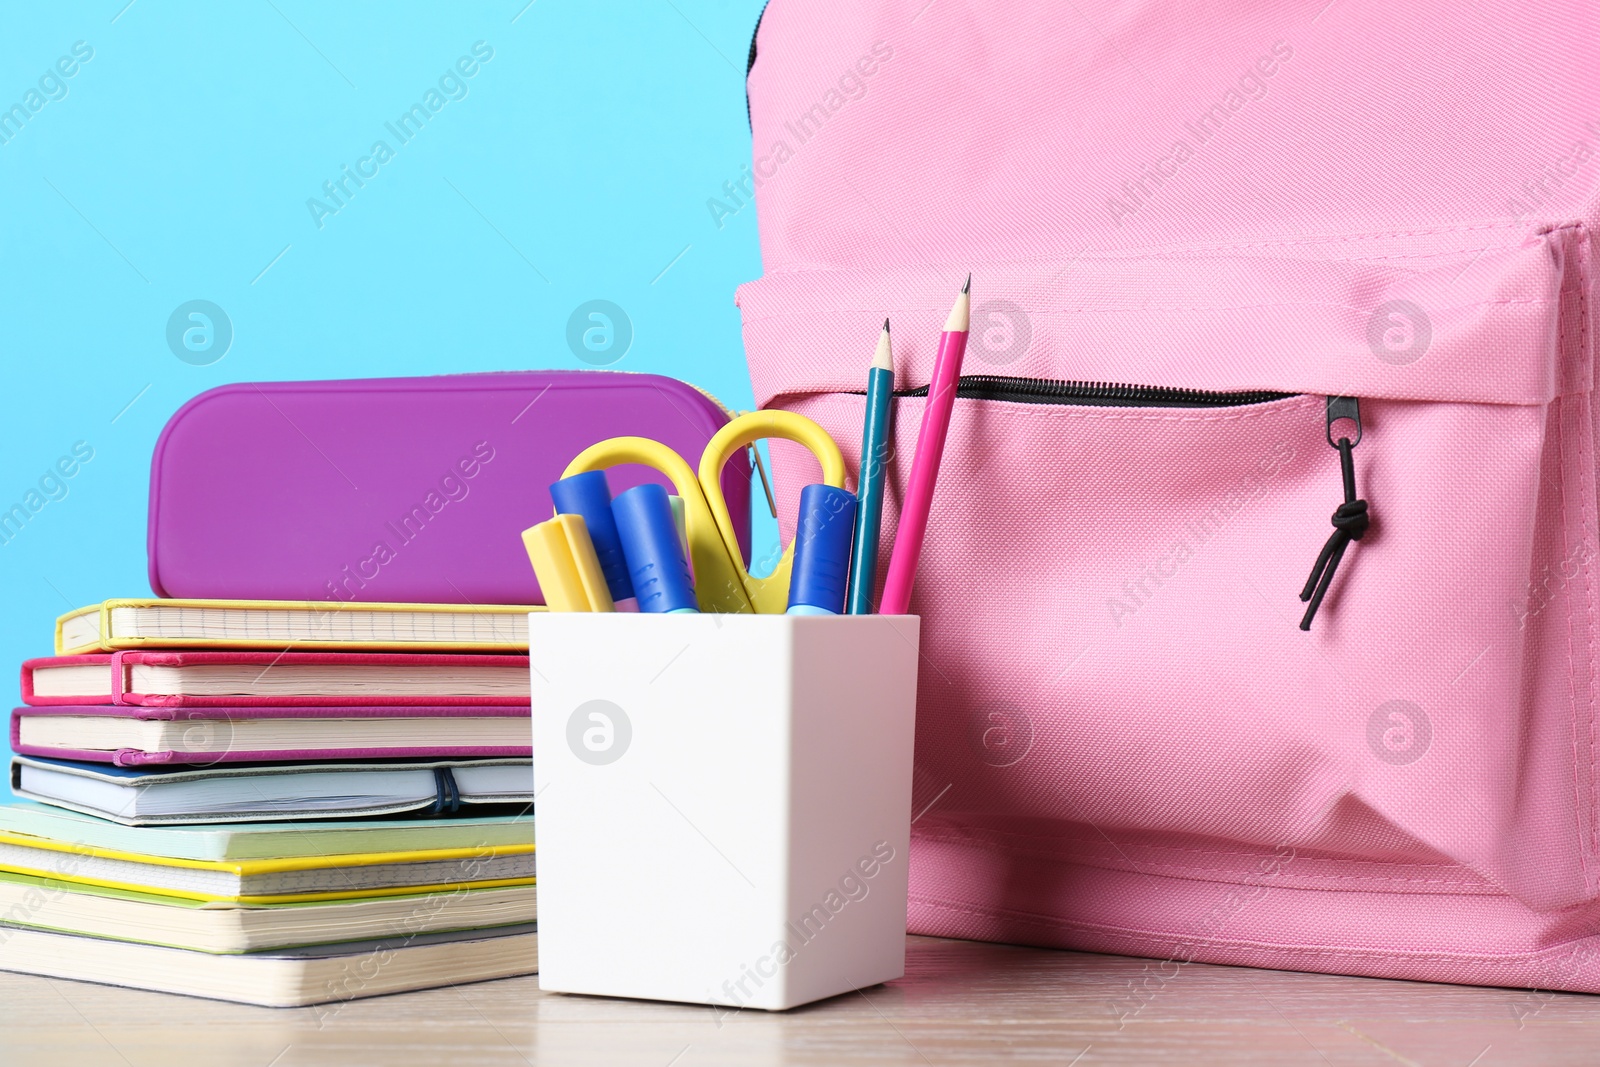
{"left": 739, "top": 1, "right": 1600, "bottom": 990}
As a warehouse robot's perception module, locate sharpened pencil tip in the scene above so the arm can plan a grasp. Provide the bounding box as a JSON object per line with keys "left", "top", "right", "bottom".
{"left": 871, "top": 318, "right": 894, "bottom": 371}
{"left": 945, "top": 277, "right": 971, "bottom": 332}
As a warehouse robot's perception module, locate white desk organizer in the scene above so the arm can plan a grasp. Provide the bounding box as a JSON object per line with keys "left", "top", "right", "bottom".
{"left": 529, "top": 612, "right": 920, "bottom": 1011}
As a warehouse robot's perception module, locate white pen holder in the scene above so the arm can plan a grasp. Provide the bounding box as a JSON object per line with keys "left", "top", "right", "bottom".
{"left": 529, "top": 612, "right": 920, "bottom": 1011}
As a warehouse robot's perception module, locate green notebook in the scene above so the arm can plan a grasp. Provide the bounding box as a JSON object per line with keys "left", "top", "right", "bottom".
{"left": 0, "top": 801, "right": 534, "bottom": 861}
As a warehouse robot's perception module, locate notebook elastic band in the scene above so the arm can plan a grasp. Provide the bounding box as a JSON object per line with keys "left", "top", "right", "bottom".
{"left": 430, "top": 766, "right": 462, "bottom": 815}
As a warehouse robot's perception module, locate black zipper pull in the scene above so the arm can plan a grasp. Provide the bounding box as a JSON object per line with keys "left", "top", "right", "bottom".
{"left": 1299, "top": 396, "right": 1370, "bottom": 630}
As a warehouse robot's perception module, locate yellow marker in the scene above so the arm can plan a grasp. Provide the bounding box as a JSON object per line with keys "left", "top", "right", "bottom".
{"left": 561, "top": 410, "right": 847, "bottom": 614}
{"left": 521, "top": 514, "right": 615, "bottom": 613}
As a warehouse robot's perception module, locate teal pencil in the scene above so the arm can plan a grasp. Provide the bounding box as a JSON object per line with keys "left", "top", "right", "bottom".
{"left": 847, "top": 320, "right": 895, "bottom": 614}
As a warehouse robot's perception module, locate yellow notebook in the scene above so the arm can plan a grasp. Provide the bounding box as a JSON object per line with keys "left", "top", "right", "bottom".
{"left": 56, "top": 598, "right": 542, "bottom": 655}
{"left": 0, "top": 831, "right": 537, "bottom": 905}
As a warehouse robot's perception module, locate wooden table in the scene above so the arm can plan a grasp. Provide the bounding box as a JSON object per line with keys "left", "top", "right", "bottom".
{"left": 4, "top": 935, "right": 1599, "bottom": 1065}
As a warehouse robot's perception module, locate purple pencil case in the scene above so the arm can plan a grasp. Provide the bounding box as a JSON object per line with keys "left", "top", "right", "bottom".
{"left": 148, "top": 372, "right": 750, "bottom": 605}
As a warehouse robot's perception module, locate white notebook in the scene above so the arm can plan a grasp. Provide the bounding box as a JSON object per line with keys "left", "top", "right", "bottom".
{"left": 12, "top": 756, "right": 535, "bottom": 826}
{"left": 0, "top": 923, "right": 538, "bottom": 1006}
{"left": 56, "top": 598, "right": 537, "bottom": 655}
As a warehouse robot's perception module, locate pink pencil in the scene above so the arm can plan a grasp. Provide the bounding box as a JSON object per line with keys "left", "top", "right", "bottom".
{"left": 878, "top": 276, "right": 970, "bottom": 616}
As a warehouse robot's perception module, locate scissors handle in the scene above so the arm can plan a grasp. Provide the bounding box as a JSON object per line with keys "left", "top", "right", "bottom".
{"left": 560, "top": 437, "right": 755, "bottom": 615}
{"left": 561, "top": 412, "right": 847, "bottom": 615}
{"left": 702, "top": 410, "right": 847, "bottom": 614}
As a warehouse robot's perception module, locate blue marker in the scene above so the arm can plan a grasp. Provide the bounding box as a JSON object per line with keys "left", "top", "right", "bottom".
{"left": 613, "top": 483, "right": 698, "bottom": 614}
{"left": 551, "top": 470, "right": 637, "bottom": 610}
{"left": 787, "top": 484, "right": 857, "bottom": 616}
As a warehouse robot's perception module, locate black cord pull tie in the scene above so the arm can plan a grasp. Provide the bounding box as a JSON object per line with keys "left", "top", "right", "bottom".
{"left": 1300, "top": 397, "right": 1369, "bottom": 630}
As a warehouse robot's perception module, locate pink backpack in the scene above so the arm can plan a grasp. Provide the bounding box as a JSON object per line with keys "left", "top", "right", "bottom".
{"left": 739, "top": 1, "right": 1600, "bottom": 993}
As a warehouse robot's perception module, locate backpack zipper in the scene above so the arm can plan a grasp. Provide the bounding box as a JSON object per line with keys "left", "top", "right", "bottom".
{"left": 889, "top": 374, "right": 1295, "bottom": 408}
{"left": 863, "top": 371, "right": 1368, "bottom": 629}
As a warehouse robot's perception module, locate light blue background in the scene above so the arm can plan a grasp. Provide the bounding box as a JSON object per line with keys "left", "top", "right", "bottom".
{"left": 0, "top": 1, "right": 771, "bottom": 761}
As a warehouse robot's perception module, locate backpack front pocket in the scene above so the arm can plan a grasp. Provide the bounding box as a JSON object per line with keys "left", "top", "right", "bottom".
{"left": 740, "top": 223, "right": 1596, "bottom": 912}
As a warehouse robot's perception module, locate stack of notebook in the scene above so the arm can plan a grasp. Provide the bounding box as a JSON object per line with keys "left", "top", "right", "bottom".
{"left": 0, "top": 597, "right": 539, "bottom": 1006}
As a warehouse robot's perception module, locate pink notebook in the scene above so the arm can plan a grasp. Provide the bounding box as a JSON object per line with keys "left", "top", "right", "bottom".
{"left": 20, "top": 651, "right": 531, "bottom": 708}
{"left": 11, "top": 704, "right": 532, "bottom": 767}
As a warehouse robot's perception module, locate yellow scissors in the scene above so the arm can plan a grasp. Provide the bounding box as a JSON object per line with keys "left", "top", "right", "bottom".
{"left": 561, "top": 410, "right": 846, "bottom": 615}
